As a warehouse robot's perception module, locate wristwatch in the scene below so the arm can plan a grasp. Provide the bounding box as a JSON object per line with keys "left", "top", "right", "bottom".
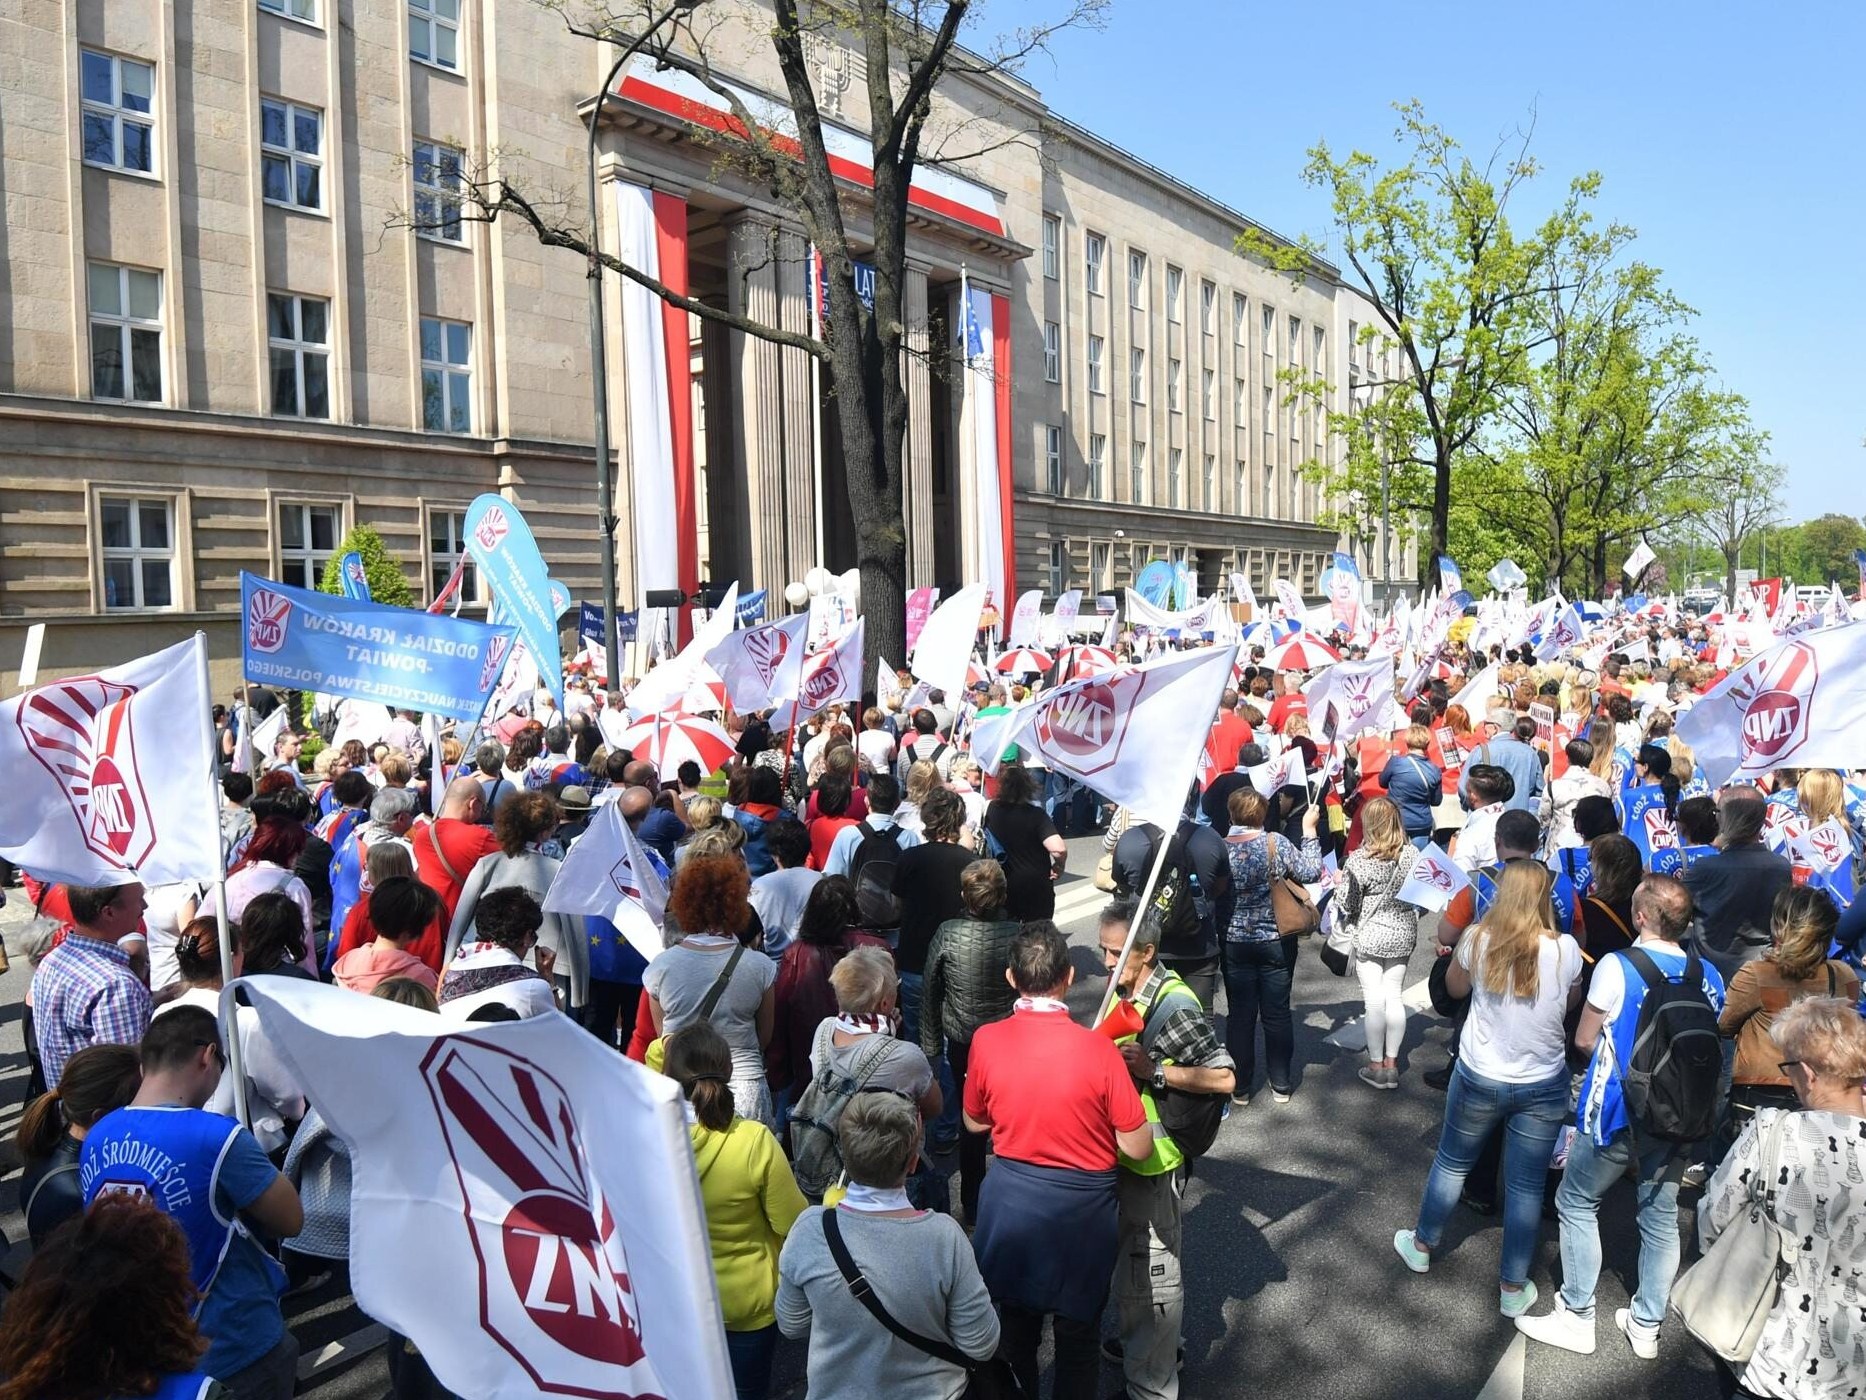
{"left": 1151, "top": 1063, "right": 1167, "bottom": 1092}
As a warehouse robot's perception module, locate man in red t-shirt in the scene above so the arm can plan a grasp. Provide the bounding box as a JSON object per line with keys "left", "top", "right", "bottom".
{"left": 1203, "top": 690, "right": 1254, "bottom": 786}
{"left": 413, "top": 776, "right": 501, "bottom": 921}
{"left": 963, "top": 922, "right": 1149, "bottom": 1399}
{"left": 1266, "top": 673, "right": 1309, "bottom": 733}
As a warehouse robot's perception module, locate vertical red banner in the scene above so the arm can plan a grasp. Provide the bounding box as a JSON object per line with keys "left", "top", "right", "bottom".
{"left": 653, "top": 191, "right": 697, "bottom": 644}
{"left": 991, "top": 293, "right": 1015, "bottom": 606}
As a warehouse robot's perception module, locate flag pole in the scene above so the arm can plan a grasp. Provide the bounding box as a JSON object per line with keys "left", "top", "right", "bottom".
{"left": 1092, "top": 818, "right": 1178, "bottom": 1028}
{"left": 196, "top": 633, "right": 251, "bottom": 1128}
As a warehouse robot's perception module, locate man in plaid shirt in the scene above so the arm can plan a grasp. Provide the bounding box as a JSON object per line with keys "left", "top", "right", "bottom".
{"left": 30, "top": 881, "right": 152, "bottom": 1086}
{"left": 1099, "top": 899, "right": 1235, "bottom": 1400}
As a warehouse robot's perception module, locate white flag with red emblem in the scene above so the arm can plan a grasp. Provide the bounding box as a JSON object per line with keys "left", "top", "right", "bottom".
{"left": 237, "top": 977, "right": 732, "bottom": 1400}
{"left": 970, "top": 643, "right": 1237, "bottom": 829}
{"left": 706, "top": 614, "right": 806, "bottom": 713}
{"left": 1396, "top": 840, "right": 1472, "bottom": 912}
{"left": 769, "top": 618, "right": 866, "bottom": 729}
{"left": 626, "top": 581, "right": 739, "bottom": 719}
{"left": 1304, "top": 657, "right": 1402, "bottom": 743}
{"left": 544, "top": 802, "right": 668, "bottom": 964}
{"left": 0, "top": 635, "right": 220, "bottom": 887}
{"left": 1678, "top": 623, "right": 1866, "bottom": 785}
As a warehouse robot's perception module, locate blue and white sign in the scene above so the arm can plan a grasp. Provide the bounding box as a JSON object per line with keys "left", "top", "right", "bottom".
{"left": 735, "top": 589, "right": 768, "bottom": 625}
{"left": 240, "top": 573, "right": 518, "bottom": 722}
{"left": 337, "top": 551, "right": 372, "bottom": 602}
{"left": 462, "top": 494, "right": 563, "bottom": 708}
{"left": 579, "top": 601, "right": 636, "bottom": 646}
{"left": 813, "top": 251, "right": 876, "bottom": 321}
{"left": 548, "top": 578, "right": 574, "bottom": 618}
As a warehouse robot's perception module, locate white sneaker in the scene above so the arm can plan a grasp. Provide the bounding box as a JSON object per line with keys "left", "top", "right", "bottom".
{"left": 1515, "top": 1296, "right": 1596, "bottom": 1353}
{"left": 1616, "top": 1308, "right": 1659, "bottom": 1360}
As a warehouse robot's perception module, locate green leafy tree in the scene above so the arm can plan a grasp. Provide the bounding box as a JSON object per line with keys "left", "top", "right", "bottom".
{"left": 1689, "top": 454, "right": 1782, "bottom": 605}
{"left": 1784, "top": 513, "right": 1866, "bottom": 585}
{"left": 1244, "top": 103, "right": 1586, "bottom": 586}
{"left": 318, "top": 523, "right": 416, "bottom": 608}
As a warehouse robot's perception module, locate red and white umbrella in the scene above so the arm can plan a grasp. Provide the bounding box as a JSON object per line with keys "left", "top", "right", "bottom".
{"left": 1059, "top": 645, "right": 1119, "bottom": 678}
{"left": 1262, "top": 634, "right": 1341, "bottom": 672}
{"left": 993, "top": 647, "right": 1053, "bottom": 675}
{"left": 611, "top": 713, "right": 736, "bottom": 776}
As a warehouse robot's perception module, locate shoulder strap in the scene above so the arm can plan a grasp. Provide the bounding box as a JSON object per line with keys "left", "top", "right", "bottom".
{"left": 1591, "top": 900, "right": 1633, "bottom": 941}
{"left": 1478, "top": 742, "right": 1492, "bottom": 768}
{"left": 1621, "top": 944, "right": 1668, "bottom": 992}
{"left": 820, "top": 1210, "right": 970, "bottom": 1368}
{"left": 22, "top": 1161, "right": 78, "bottom": 1227}
{"left": 424, "top": 823, "right": 462, "bottom": 883}
{"left": 697, "top": 944, "right": 747, "bottom": 1021}
{"left": 857, "top": 821, "right": 878, "bottom": 844}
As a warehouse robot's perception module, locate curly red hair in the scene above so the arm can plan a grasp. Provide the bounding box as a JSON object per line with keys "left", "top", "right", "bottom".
{"left": 0, "top": 1195, "right": 207, "bottom": 1400}
{"left": 667, "top": 853, "right": 752, "bottom": 940}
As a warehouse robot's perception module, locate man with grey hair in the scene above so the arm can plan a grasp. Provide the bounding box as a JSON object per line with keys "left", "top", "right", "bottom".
{"left": 326, "top": 788, "right": 420, "bottom": 952}
{"left": 1458, "top": 705, "right": 1543, "bottom": 814}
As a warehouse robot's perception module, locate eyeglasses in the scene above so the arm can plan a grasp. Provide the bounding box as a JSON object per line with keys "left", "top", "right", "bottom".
{"left": 1778, "top": 1060, "right": 1803, "bottom": 1077}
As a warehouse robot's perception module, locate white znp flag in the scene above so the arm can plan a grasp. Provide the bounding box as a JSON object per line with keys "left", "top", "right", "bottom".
{"left": 1397, "top": 841, "right": 1472, "bottom": 912}
{"left": 236, "top": 977, "right": 732, "bottom": 1400}
{"left": 0, "top": 635, "right": 219, "bottom": 887}
{"left": 707, "top": 614, "right": 806, "bottom": 713}
{"left": 1677, "top": 623, "right": 1866, "bottom": 785}
{"left": 970, "top": 643, "right": 1237, "bottom": 830}
{"left": 1623, "top": 539, "right": 1657, "bottom": 580}
{"left": 1304, "top": 657, "right": 1401, "bottom": 743}
{"left": 545, "top": 802, "right": 668, "bottom": 964}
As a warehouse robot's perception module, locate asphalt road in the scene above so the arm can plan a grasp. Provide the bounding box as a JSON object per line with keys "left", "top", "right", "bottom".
{"left": 0, "top": 837, "right": 1727, "bottom": 1398}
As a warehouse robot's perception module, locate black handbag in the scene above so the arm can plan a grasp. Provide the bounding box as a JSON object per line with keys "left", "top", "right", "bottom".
{"left": 1427, "top": 945, "right": 1469, "bottom": 1018}
{"left": 821, "top": 1209, "right": 1025, "bottom": 1399}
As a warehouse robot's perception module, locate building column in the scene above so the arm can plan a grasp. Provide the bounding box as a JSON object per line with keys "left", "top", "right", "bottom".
{"left": 774, "top": 229, "right": 818, "bottom": 579}
{"left": 725, "top": 214, "right": 796, "bottom": 596}
{"left": 903, "top": 263, "right": 935, "bottom": 587}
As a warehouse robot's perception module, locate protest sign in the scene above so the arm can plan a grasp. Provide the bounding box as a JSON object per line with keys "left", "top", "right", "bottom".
{"left": 463, "top": 494, "right": 564, "bottom": 708}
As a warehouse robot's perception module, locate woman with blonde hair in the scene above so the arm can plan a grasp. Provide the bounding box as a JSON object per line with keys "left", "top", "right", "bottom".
{"left": 1338, "top": 797, "right": 1420, "bottom": 1089}
{"left": 1585, "top": 716, "right": 1619, "bottom": 785}
{"left": 1797, "top": 769, "right": 1860, "bottom": 850}
{"left": 1719, "top": 884, "right": 1862, "bottom": 1132}
{"left": 895, "top": 757, "right": 941, "bottom": 837}
{"left": 1396, "top": 861, "right": 1584, "bottom": 1317}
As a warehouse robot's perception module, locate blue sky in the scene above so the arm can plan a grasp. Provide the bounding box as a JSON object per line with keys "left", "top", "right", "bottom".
{"left": 1029, "top": 1, "right": 1861, "bottom": 522}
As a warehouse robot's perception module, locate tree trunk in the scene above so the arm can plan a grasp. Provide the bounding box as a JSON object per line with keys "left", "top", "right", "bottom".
{"left": 1426, "top": 443, "right": 1452, "bottom": 589}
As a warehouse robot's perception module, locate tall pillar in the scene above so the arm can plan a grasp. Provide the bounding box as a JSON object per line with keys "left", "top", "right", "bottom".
{"left": 948, "top": 283, "right": 977, "bottom": 586}
{"left": 903, "top": 264, "right": 935, "bottom": 587}
{"left": 725, "top": 215, "right": 793, "bottom": 596}
{"left": 774, "top": 229, "right": 819, "bottom": 578}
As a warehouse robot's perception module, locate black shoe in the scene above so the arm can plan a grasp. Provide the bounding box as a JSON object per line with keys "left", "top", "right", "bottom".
{"left": 1423, "top": 1061, "right": 1455, "bottom": 1091}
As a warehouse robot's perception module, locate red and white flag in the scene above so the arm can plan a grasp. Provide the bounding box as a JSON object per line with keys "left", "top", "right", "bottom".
{"left": 1304, "top": 656, "right": 1401, "bottom": 743}
{"left": 1246, "top": 748, "right": 1306, "bottom": 796}
{"left": 238, "top": 977, "right": 732, "bottom": 1400}
{"left": 1397, "top": 841, "right": 1472, "bottom": 912}
{"left": 1677, "top": 624, "right": 1866, "bottom": 785}
{"left": 971, "top": 644, "right": 1237, "bottom": 829}
{"left": 770, "top": 618, "right": 865, "bottom": 729}
{"left": 627, "top": 581, "right": 739, "bottom": 719}
{"left": 0, "top": 635, "right": 220, "bottom": 887}
{"left": 707, "top": 614, "right": 806, "bottom": 713}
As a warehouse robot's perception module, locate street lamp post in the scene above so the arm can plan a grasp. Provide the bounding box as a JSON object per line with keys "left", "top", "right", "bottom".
{"left": 585, "top": 5, "right": 695, "bottom": 686}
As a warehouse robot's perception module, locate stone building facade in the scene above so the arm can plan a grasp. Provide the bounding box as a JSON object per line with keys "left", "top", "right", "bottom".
{"left": 0, "top": 0, "right": 1407, "bottom": 689}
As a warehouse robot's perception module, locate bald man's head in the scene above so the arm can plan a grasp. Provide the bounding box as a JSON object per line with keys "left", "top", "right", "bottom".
{"left": 622, "top": 760, "right": 658, "bottom": 790}
{"left": 618, "top": 785, "right": 654, "bottom": 822}
{"left": 440, "top": 775, "right": 487, "bottom": 821}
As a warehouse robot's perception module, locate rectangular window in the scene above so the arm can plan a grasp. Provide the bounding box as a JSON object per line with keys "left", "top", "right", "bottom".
{"left": 1043, "top": 321, "right": 1061, "bottom": 383}
{"left": 1130, "top": 348, "right": 1145, "bottom": 403}
{"left": 1128, "top": 251, "right": 1147, "bottom": 309}
{"left": 258, "top": 0, "right": 318, "bottom": 21}
{"left": 1261, "top": 304, "right": 1275, "bottom": 356}
{"left": 1041, "top": 214, "right": 1060, "bottom": 280}
{"left": 1165, "top": 266, "right": 1183, "bottom": 323}
{"left": 1289, "top": 316, "right": 1303, "bottom": 369}
{"left": 268, "top": 292, "right": 330, "bottom": 419}
{"left": 1045, "top": 424, "right": 1063, "bottom": 494}
{"left": 87, "top": 262, "right": 163, "bottom": 403}
{"left": 1203, "top": 453, "right": 1215, "bottom": 508}
{"left": 99, "top": 495, "right": 175, "bottom": 610}
{"left": 1200, "top": 281, "right": 1216, "bottom": 336}
{"left": 1348, "top": 319, "right": 1360, "bottom": 377}
{"left": 1092, "top": 541, "right": 1112, "bottom": 590}
{"left": 278, "top": 501, "right": 340, "bottom": 589}
{"left": 1167, "top": 357, "right": 1181, "bottom": 413}
{"left": 409, "top": 0, "right": 459, "bottom": 68}
{"left": 1262, "top": 384, "right": 1274, "bottom": 444}
{"left": 1201, "top": 367, "right": 1215, "bottom": 421}
{"left": 80, "top": 50, "right": 155, "bottom": 175}
{"left": 413, "top": 140, "right": 465, "bottom": 243}
{"left": 1234, "top": 293, "right": 1248, "bottom": 349}
{"left": 1088, "top": 433, "right": 1106, "bottom": 498}
{"left": 1234, "top": 459, "right": 1247, "bottom": 516}
{"left": 1234, "top": 377, "right": 1247, "bottom": 422}
{"left": 260, "top": 98, "right": 322, "bottom": 211}
{"left": 428, "top": 508, "right": 478, "bottom": 601}
{"left": 1048, "top": 542, "right": 1067, "bottom": 597}
{"left": 1131, "top": 440, "right": 1148, "bottom": 505}
{"left": 1084, "top": 233, "right": 1105, "bottom": 295}
{"left": 1168, "top": 448, "right": 1183, "bottom": 508}
{"left": 1087, "top": 335, "right": 1105, "bottom": 395}
{"left": 420, "top": 317, "right": 471, "bottom": 433}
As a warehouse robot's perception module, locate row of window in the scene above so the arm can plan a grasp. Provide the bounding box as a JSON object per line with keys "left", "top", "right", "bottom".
{"left": 99, "top": 495, "right": 477, "bottom": 611}
{"left": 81, "top": 49, "right": 466, "bottom": 243}
{"left": 87, "top": 259, "right": 473, "bottom": 431}
{"left": 1040, "top": 539, "right": 1333, "bottom": 600}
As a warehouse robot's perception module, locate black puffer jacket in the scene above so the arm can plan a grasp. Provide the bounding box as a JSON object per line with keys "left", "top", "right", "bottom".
{"left": 919, "top": 916, "right": 1021, "bottom": 1056}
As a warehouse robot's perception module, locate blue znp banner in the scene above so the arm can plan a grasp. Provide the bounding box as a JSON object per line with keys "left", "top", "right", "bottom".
{"left": 337, "top": 551, "right": 371, "bottom": 601}
{"left": 462, "top": 494, "right": 563, "bottom": 707}
{"left": 578, "top": 601, "right": 637, "bottom": 645}
{"left": 241, "top": 573, "right": 518, "bottom": 722}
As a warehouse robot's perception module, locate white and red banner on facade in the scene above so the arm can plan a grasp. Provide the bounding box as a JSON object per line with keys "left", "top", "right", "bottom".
{"left": 1678, "top": 623, "right": 1866, "bottom": 785}
{"left": 0, "top": 635, "right": 219, "bottom": 888}
{"left": 971, "top": 643, "right": 1237, "bottom": 830}
{"left": 239, "top": 977, "right": 732, "bottom": 1400}
{"left": 615, "top": 180, "right": 698, "bottom": 647}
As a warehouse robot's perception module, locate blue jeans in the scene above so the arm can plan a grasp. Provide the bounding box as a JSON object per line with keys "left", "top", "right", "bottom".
{"left": 1221, "top": 936, "right": 1298, "bottom": 1093}
{"left": 724, "top": 1325, "right": 777, "bottom": 1400}
{"left": 1556, "top": 1129, "right": 1685, "bottom": 1327}
{"left": 898, "top": 971, "right": 959, "bottom": 1147}
{"left": 1414, "top": 1062, "right": 1567, "bottom": 1287}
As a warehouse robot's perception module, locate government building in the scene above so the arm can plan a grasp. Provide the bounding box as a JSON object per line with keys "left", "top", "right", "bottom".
{"left": 0, "top": 0, "right": 1410, "bottom": 687}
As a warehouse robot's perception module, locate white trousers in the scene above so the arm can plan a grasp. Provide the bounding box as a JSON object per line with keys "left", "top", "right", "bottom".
{"left": 1356, "top": 954, "right": 1410, "bottom": 1060}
